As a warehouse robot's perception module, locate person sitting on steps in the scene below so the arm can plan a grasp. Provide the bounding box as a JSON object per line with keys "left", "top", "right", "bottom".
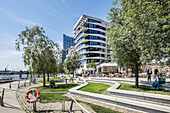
{"left": 159, "top": 73, "right": 166, "bottom": 84}
{"left": 152, "top": 74, "right": 160, "bottom": 89}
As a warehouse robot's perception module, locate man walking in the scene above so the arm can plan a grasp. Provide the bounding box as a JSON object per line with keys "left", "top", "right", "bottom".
{"left": 147, "top": 67, "right": 152, "bottom": 81}
{"left": 154, "top": 67, "right": 159, "bottom": 81}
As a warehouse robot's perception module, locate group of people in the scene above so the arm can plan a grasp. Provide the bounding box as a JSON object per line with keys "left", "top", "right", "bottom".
{"left": 147, "top": 67, "right": 166, "bottom": 89}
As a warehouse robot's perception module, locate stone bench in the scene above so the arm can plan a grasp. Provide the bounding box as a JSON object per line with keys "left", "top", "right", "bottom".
{"left": 140, "top": 80, "right": 170, "bottom": 91}
{"left": 90, "top": 77, "right": 135, "bottom": 83}
{"left": 108, "top": 89, "right": 170, "bottom": 104}
{"left": 69, "top": 83, "right": 170, "bottom": 113}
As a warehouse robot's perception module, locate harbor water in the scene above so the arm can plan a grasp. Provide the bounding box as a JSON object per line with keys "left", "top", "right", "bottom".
{"left": 0, "top": 74, "right": 32, "bottom": 80}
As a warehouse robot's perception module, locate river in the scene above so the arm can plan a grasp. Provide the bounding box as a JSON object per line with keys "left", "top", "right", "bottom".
{"left": 0, "top": 74, "right": 32, "bottom": 80}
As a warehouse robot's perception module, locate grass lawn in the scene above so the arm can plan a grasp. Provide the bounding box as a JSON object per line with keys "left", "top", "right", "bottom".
{"left": 31, "top": 83, "right": 79, "bottom": 102}
{"left": 79, "top": 82, "right": 110, "bottom": 94}
{"left": 38, "top": 77, "right": 63, "bottom": 84}
{"left": 119, "top": 83, "right": 170, "bottom": 95}
{"left": 81, "top": 101, "right": 121, "bottom": 113}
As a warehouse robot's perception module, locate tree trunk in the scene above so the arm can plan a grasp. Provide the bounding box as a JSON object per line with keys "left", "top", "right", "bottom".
{"left": 73, "top": 72, "right": 74, "bottom": 78}
{"left": 47, "top": 73, "right": 49, "bottom": 82}
{"left": 43, "top": 73, "right": 46, "bottom": 87}
{"left": 135, "top": 63, "right": 139, "bottom": 88}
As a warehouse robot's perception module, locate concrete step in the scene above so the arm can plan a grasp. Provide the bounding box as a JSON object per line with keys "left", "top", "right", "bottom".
{"left": 70, "top": 89, "right": 170, "bottom": 113}
{"left": 70, "top": 81, "right": 170, "bottom": 113}
{"left": 88, "top": 78, "right": 170, "bottom": 105}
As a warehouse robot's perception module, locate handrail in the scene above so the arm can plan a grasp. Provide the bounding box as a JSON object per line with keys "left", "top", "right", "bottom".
{"left": 67, "top": 92, "right": 90, "bottom": 113}
{"left": 0, "top": 87, "right": 67, "bottom": 94}
{"left": 40, "top": 91, "right": 67, "bottom": 94}
{"left": 0, "top": 87, "right": 26, "bottom": 93}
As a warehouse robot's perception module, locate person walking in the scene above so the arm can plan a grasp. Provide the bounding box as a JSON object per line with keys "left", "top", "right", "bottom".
{"left": 147, "top": 67, "right": 152, "bottom": 81}
{"left": 154, "top": 67, "right": 159, "bottom": 81}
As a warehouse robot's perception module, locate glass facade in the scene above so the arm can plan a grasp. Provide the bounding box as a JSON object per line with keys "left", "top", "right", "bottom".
{"left": 62, "top": 34, "right": 75, "bottom": 61}
{"left": 74, "top": 15, "right": 108, "bottom": 69}
{"left": 63, "top": 34, "right": 75, "bottom": 50}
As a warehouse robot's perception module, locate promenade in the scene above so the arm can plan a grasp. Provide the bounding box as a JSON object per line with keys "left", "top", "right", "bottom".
{"left": 0, "top": 77, "right": 170, "bottom": 113}
{"left": 0, "top": 80, "right": 28, "bottom": 113}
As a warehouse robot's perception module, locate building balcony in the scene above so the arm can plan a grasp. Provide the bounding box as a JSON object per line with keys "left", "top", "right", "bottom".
{"left": 86, "top": 21, "right": 108, "bottom": 29}
{"left": 75, "top": 39, "right": 106, "bottom": 48}
{"left": 76, "top": 45, "right": 106, "bottom": 52}
{"left": 74, "top": 33, "right": 89, "bottom": 43}
{"left": 79, "top": 51, "right": 106, "bottom": 55}
{"left": 81, "top": 56, "right": 106, "bottom": 60}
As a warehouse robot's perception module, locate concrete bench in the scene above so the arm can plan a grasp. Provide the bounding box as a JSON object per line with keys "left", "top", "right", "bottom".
{"left": 140, "top": 80, "right": 170, "bottom": 91}
{"left": 108, "top": 89, "right": 170, "bottom": 104}
{"left": 70, "top": 85, "right": 170, "bottom": 113}
{"left": 90, "top": 77, "right": 135, "bottom": 83}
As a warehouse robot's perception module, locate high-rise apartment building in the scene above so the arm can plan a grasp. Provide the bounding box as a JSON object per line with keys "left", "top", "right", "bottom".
{"left": 62, "top": 34, "right": 75, "bottom": 61}
{"left": 73, "top": 15, "right": 109, "bottom": 69}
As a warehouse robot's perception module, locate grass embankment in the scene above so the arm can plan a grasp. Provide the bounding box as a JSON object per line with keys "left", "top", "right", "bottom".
{"left": 32, "top": 82, "right": 120, "bottom": 112}
{"left": 32, "top": 83, "right": 79, "bottom": 102}
{"left": 86, "top": 103, "right": 121, "bottom": 113}
{"left": 38, "top": 77, "right": 62, "bottom": 84}
{"left": 80, "top": 82, "right": 110, "bottom": 94}
{"left": 119, "top": 83, "right": 170, "bottom": 95}
{"left": 81, "top": 101, "right": 121, "bottom": 113}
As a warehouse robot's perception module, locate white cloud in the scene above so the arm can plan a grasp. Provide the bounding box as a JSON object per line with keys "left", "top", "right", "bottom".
{"left": 58, "top": 40, "right": 63, "bottom": 49}
{"left": 0, "top": 33, "right": 16, "bottom": 46}
{"left": 0, "top": 49, "right": 22, "bottom": 59}
{"left": 0, "top": 7, "right": 39, "bottom": 26}
{"left": 60, "top": 0, "right": 70, "bottom": 8}
{"left": 16, "top": 17, "right": 39, "bottom": 26}
{"left": 41, "top": 3, "right": 65, "bottom": 20}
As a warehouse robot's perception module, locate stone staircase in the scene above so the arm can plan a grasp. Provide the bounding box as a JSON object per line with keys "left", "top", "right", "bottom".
{"left": 70, "top": 77, "right": 170, "bottom": 113}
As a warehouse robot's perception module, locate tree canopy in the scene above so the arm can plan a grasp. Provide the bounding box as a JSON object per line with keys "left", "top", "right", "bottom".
{"left": 64, "top": 49, "right": 80, "bottom": 77}
{"left": 87, "top": 60, "right": 96, "bottom": 69}
{"left": 107, "top": 0, "right": 169, "bottom": 87}
{"left": 15, "top": 25, "right": 61, "bottom": 86}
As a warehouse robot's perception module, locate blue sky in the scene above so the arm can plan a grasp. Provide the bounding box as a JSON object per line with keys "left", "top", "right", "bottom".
{"left": 0, "top": 0, "right": 114, "bottom": 71}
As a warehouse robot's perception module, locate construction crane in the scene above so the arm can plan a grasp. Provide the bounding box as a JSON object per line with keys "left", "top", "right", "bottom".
{"left": 5, "top": 64, "right": 9, "bottom": 72}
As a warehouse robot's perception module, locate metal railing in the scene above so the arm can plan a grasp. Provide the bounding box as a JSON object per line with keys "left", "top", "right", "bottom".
{"left": 0, "top": 83, "right": 90, "bottom": 113}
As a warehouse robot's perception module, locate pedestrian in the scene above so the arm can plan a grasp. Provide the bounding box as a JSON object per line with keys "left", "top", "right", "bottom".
{"left": 152, "top": 74, "right": 160, "bottom": 89}
{"left": 154, "top": 67, "right": 159, "bottom": 81}
{"left": 159, "top": 73, "right": 166, "bottom": 84}
{"left": 147, "top": 67, "right": 152, "bottom": 81}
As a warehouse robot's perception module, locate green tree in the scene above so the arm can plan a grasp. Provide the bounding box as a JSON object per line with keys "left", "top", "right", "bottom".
{"left": 87, "top": 60, "right": 96, "bottom": 69}
{"left": 15, "top": 25, "right": 61, "bottom": 87}
{"left": 87, "top": 60, "right": 96, "bottom": 74}
{"left": 64, "top": 50, "right": 80, "bottom": 77}
{"left": 107, "top": 0, "right": 169, "bottom": 88}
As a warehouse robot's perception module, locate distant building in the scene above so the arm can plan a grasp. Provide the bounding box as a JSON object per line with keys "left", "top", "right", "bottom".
{"left": 73, "top": 14, "right": 109, "bottom": 70}
{"left": 62, "top": 34, "right": 75, "bottom": 62}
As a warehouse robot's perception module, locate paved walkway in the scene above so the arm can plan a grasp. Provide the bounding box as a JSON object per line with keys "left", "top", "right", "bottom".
{"left": 0, "top": 80, "right": 29, "bottom": 113}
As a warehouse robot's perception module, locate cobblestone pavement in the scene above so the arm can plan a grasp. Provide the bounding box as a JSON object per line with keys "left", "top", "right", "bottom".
{"left": 0, "top": 80, "right": 93, "bottom": 113}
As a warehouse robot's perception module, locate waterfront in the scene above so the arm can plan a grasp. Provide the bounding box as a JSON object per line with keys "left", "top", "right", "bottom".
{"left": 0, "top": 74, "right": 31, "bottom": 80}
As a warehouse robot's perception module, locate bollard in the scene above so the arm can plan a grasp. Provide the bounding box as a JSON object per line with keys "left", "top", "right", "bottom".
{"left": 24, "top": 79, "right": 26, "bottom": 87}
{"left": 18, "top": 80, "right": 20, "bottom": 88}
{"left": 0, "top": 88, "right": 5, "bottom": 106}
{"left": 70, "top": 100, "right": 74, "bottom": 112}
{"left": 9, "top": 82, "right": 11, "bottom": 89}
{"left": 33, "top": 102, "right": 37, "bottom": 112}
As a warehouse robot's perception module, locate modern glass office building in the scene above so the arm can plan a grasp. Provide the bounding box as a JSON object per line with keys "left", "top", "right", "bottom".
{"left": 73, "top": 15, "right": 109, "bottom": 69}
{"left": 62, "top": 34, "right": 75, "bottom": 61}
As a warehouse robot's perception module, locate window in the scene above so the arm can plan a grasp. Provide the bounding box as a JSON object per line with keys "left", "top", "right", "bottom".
{"left": 88, "top": 19, "right": 93, "bottom": 22}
